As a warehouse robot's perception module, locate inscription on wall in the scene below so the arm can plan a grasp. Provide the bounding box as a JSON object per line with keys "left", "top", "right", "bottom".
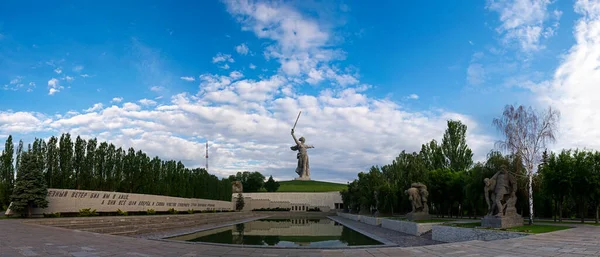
{"left": 37, "top": 189, "right": 231, "bottom": 214}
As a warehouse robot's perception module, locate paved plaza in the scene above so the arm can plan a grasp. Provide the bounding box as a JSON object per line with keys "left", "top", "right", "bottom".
{"left": 2, "top": 216, "right": 600, "bottom": 257}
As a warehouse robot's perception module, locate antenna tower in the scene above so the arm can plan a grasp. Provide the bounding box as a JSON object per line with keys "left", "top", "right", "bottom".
{"left": 205, "top": 141, "right": 209, "bottom": 172}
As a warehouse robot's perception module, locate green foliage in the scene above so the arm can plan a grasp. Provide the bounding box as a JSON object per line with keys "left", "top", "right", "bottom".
{"left": 78, "top": 208, "right": 98, "bottom": 217}
{"left": 146, "top": 209, "right": 156, "bottom": 215}
{"left": 235, "top": 193, "right": 245, "bottom": 211}
{"left": 441, "top": 120, "right": 474, "bottom": 172}
{"left": 0, "top": 133, "right": 233, "bottom": 204}
{"left": 187, "top": 209, "right": 194, "bottom": 214}
{"left": 0, "top": 136, "right": 15, "bottom": 209}
{"left": 43, "top": 212, "right": 61, "bottom": 218}
{"left": 264, "top": 175, "right": 280, "bottom": 192}
{"left": 270, "top": 180, "right": 346, "bottom": 192}
{"left": 228, "top": 171, "right": 265, "bottom": 192}
{"left": 10, "top": 149, "right": 49, "bottom": 217}
{"left": 116, "top": 209, "right": 128, "bottom": 216}
{"left": 252, "top": 207, "right": 290, "bottom": 211}
{"left": 307, "top": 207, "right": 321, "bottom": 212}
{"left": 168, "top": 208, "right": 178, "bottom": 214}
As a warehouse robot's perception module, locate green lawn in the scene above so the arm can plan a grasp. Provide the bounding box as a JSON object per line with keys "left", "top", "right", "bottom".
{"left": 450, "top": 222, "right": 571, "bottom": 233}
{"left": 384, "top": 217, "right": 454, "bottom": 223}
{"left": 537, "top": 220, "right": 600, "bottom": 226}
{"left": 262, "top": 180, "right": 347, "bottom": 192}
{"left": 503, "top": 225, "right": 571, "bottom": 234}
{"left": 452, "top": 222, "right": 481, "bottom": 228}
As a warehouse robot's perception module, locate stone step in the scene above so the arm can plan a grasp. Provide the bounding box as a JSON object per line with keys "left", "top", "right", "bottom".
{"left": 78, "top": 214, "right": 257, "bottom": 234}
{"left": 32, "top": 212, "right": 242, "bottom": 226}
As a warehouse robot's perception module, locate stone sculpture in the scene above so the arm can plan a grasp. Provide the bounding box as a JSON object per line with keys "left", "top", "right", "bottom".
{"left": 291, "top": 129, "right": 314, "bottom": 180}
{"left": 405, "top": 182, "right": 430, "bottom": 220}
{"left": 289, "top": 111, "right": 313, "bottom": 180}
{"left": 232, "top": 181, "right": 243, "bottom": 194}
{"left": 482, "top": 165, "right": 521, "bottom": 228}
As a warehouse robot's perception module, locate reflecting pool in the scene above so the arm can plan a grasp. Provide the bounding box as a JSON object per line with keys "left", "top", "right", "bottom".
{"left": 167, "top": 218, "right": 383, "bottom": 247}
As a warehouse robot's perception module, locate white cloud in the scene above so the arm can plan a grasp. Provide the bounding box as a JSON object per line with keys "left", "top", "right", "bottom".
{"left": 486, "top": 0, "right": 561, "bottom": 52}
{"left": 139, "top": 98, "right": 157, "bottom": 106}
{"left": 408, "top": 94, "right": 419, "bottom": 100}
{"left": 229, "top": 71, "right": 244, "bottom": 80}
{"left": 212, "top": 53, "right": 235, "bottom": 63}
{"left": 467, "top": 63, "right": 486, "bottom": 85}
{"left": 224, "top": 0, "right": 356, "bottom": 83}
{"left": 249, "top": 63, "right": 257, "bottom": 69}
{"left": 535, "top": 0, "right": 600, "bottom": 152}
{"left": 73, "top": 65, "right": 84, "bottom": 72}
{"left": 54, "top": 68, "right": 62, "bottom": 74}
{"left": 180, "top": 76, "right": 195, "bottom": 82}
{"left": 123, "top": 102, "right": 141, "bottom": 111}
{"left": 80, "top": 74, "right": 90, "bottom": 78}
{"left": 84, "top": 103, "right": 104, "bottom": 113}
{"left": 65, "top": 76, "right": 74, "bottom": 82}
{"left": 2, "top": 88, "right": 493, "bottom": 181}
{"left": 10, "top": 77, "right": 21, "bottom": 85}
{"left": 111, "top": 97, "right": 123, "bottom": 103}
{"left": 47, "top": 78, "right": 63, "bottom": 95}
{"left": 150, "top": 86, "right": 164, "bottom": 92}
{"left": 29, "top": 82, "right": 35, "bottom": 87}
{"left": 235, "top": 43, "right": 249, "bottom": 55}
{"left": 220, "top": 63, "right": 230, "bottom": 70}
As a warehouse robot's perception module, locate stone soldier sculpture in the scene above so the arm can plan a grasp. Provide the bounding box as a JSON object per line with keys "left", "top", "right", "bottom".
{"left": 405, "top": 182, "right": 431, "bottom": 220}
{"left": 290, "top": 111, "right": 314, "bottom": 180}
{"left": 482, "top": 164, "right": 520, "bottom": 228}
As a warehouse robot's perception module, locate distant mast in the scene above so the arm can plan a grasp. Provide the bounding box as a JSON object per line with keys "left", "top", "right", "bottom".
{"left": 205, "top": 141, "right": 209, "bottom": 172}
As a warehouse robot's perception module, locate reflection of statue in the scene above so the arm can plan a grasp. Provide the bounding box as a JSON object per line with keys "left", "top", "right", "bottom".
{"left": 232, "top": 181, "right": 243, "bottom": 193}
{"left": 405, "top": 183, "right": 429, "bottom": 213}
{"left": 291, "top": 129, "right": 314, "bottom": 179}
{"left": 484, "top": 165, "right": 517, "bottom": 217}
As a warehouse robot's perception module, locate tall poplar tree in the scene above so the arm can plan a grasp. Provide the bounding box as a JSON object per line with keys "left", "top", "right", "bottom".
{"left": 0, "top": 136, "right": 15, "bottom": 209}
{"left": 58, "top": 133, "right": 74, "bottom": 189}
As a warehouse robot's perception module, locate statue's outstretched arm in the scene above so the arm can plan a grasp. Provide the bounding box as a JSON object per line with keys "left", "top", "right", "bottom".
{"left": 306, "top": 145, "right": 314, "bottom": 149}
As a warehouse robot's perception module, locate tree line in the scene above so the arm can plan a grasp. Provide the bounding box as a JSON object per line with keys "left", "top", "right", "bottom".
{"left": 0, "top": 133, "right": 233, "bottom": 210}
{"left": 341, "top": 105, "right": 600, "bottom": 223}
{"left": 227, "top": 171, "right": 280, "bottom": 192}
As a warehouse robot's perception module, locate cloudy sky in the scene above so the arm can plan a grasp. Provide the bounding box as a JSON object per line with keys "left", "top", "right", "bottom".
{"left": 0, "top": 0, "right": 599, "bottom": 183}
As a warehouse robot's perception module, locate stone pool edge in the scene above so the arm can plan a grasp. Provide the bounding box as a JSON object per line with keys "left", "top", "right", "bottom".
{"left": 151, "top": 215, "right": 399, "bottom": 249}
{"left": 146, "top": 215, "right": 269, "bottom": 240}
{"left": 326, "top": 216, "right": 396, "bottom": 246}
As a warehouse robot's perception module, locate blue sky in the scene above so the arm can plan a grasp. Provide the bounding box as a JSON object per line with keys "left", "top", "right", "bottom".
{"left": 1, "top": 0, "right": 599, "bottom": 183}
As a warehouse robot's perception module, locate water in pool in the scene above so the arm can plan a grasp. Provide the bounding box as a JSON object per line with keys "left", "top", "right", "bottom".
{"left": 167, "top": 218, "right": 383, "bottom": 247}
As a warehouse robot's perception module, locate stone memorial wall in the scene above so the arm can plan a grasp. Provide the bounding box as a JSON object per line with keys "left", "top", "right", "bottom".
{"left": 8, "top": 188, "right": 233, "bottom": 215}
{"left": 233, "top": 192, "right": 343, "bottom": 212}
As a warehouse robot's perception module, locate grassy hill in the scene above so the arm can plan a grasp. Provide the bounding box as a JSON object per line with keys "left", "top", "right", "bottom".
{"left": 263, "top": 180, "right": 347, "bottom": 192}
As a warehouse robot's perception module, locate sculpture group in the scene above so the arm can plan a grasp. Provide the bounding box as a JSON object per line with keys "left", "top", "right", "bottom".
{"left": 405, "top": 182, "right": 430, "bottom": 220}
{"left": 482, "top": 165, "right": 521, "bottom": 228}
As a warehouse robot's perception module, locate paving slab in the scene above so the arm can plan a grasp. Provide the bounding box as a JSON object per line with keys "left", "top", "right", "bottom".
{"left": 2, "top": 217, "right": 600, "bottom": 256}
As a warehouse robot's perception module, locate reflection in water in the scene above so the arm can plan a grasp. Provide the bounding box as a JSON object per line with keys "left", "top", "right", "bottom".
{"left": 168, "top": 218, "right": 382, "bottom": 247}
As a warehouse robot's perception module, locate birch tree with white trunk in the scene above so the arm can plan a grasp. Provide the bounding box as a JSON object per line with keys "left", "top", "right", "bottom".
{"left": 492, "top": 105, "right": 560, "bottom": 225}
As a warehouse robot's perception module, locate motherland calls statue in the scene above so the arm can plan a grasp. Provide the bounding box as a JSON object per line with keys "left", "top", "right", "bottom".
{"left": 291, "top": 129, "right": 314, "bottom": 180}
{"left": 290, "top": 111, "right": 313, "bottom": 180}
{"left": 405, "top": 182, "right": 430, "bottom": 220}
{"left": 482, "top": 164, "right": 521, "bottom": 228}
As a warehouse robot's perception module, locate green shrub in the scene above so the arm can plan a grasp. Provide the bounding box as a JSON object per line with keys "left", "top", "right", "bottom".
{"left": 146, "top": 209, "right": 156, "bottom": 215}
{"left": 116, "top": 209, "right": 128, "bottom": 216}
{"left": 307, "top": 207, "right": 321, "bottom": 212}
{"left": 79, "top": 208, "right": 98, "bottom": 217}
{"left": 252, "top": 207, "right": 291, "bottom": 212}
{"left": 43, "top": 212, "right": 61, "bottom": 218}
{"left": 187, "top": 209, "right": 194, "bottom": 214}
{"left": 168, "top": 208, "right": 178, "bottom": 214}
